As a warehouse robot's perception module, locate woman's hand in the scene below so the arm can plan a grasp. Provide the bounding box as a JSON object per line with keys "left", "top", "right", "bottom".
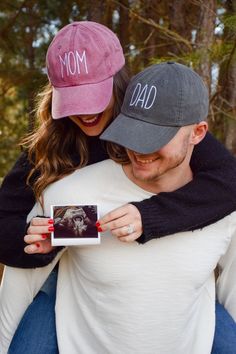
{"left": 24, "top": 217, "right": 55, "bottom": 254}
{"left": 97, "top": 204, "right": 143, "bottom": 242}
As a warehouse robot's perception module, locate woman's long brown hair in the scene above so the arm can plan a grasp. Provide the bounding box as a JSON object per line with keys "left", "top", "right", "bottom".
{"left": 21, "top": 67, "right": 130, "bottom": 202}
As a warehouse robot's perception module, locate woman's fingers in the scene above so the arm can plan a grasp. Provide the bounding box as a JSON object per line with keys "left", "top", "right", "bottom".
{"left": 97, "top": 204, "right": 143, "bottom": 242}
{"left": 24, "top": 239, "right": 55, "bottom": 254}
{"left": 24, "top": 233, "right": 49, "bottom": 244}
{"left": 27, "top": 217, "right": 54, "bottom": 235}
{"left": 30, "top": 217, "right": 54, "bottom": 226}
{"left": 24, "top": 217, "right": 55, "bottom": 254}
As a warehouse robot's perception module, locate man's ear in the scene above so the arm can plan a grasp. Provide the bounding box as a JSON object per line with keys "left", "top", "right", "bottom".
{"left": 190, "top": 121, "right": 208, "bottom": 145}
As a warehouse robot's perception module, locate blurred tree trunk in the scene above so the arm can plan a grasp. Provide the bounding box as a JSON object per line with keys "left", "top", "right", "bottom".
{"left": 26, "top": 3, "right": 37, "bottom": 132}
{"left": 87, "top": 0, "right": 106, "bottom": 22}
{"left": 141, "top": 0, "right": 162, "bottom": 64}
{"left": 195, "top": 0, "right": 216, "bottom": 88}
{"left": 168, "top": 0, "right": 193, "bottom": 56}
{"left": 224, "top": 3, "right": 236, "bottom": 154}
{"left": 214, "top": 0, "right": 236, "bottom": 152}
{"left": 118, "top": 0, "right": 130, "bottom": 55}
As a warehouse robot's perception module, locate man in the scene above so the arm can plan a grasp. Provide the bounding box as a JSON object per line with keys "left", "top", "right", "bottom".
{"left": 1, "top": 62, "right": 235, "bottom": 354}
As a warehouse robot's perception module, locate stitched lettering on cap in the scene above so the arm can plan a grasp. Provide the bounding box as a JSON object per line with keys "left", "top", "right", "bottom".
{"left": 129, "top": 83, "right": 157, "bottom": 109}
{"left": 59, "top": 50, "right": 88, "bottom": 78}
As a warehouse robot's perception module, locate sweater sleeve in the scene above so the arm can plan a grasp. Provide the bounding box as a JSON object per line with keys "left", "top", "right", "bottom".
{"left": 0, "top": 152, "right": 61, "bottom": 268}
{"left": 132, "top": 132, "right": 236, "bottom": 244}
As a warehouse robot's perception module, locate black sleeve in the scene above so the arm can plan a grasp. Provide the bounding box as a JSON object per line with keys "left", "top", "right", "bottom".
{"left": 0, "top": 152, "right": 61, "bottom": 268}
{"left": 132, "top": 132, "right": 236, "bottom": 244}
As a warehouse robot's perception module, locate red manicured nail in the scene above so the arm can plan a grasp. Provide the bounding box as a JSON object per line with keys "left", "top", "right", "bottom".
{"left": 97, "top": 227, "right": 103, "bottom": 232}
{"left": 42, "top": 234, "right": 47, "bottom": 239}
{"left": 48, "top": 226, "right": 54, "bottom": 232}
{"left": 95, "top": 221, "right": 100, "bottom": 227}
{"left": 36, "top": 243, "right": 40, "bottom": 248}
{"left": 48, "top": 219, "right": 54, "bottom": 224}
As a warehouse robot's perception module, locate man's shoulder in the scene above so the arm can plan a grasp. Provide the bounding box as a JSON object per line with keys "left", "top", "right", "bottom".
{"left": 45, "top": 159, "right": 120, "bottom": 192}
{"left": 75, "top": 159, "right": 118, "bottom": 175}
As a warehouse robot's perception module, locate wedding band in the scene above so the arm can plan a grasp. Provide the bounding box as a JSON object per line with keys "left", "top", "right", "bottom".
{"left": 126, "top": 224, "right": 135, "bottom": 235}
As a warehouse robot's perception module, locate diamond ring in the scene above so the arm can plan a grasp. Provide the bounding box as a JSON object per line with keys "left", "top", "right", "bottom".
{"left": 126, "top": 224, "right": 135, "bottom": 235}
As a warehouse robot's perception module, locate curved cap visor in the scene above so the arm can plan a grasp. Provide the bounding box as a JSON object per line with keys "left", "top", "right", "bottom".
{"left": 52, "top": 77, "right": 113, "bottom": 119}
{"left": 100, "top": 114, "right": 181, "bottom": 154}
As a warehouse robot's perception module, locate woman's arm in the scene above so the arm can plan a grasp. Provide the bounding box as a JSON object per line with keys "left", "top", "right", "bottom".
{"left": 0, "top": 152, "right": 59, "bottom": 267}
{"left": 133, "top": 133, "right": 236, "bottom": 243}
{"left": 98, "top": 133, "right": 236, "bottom": 243}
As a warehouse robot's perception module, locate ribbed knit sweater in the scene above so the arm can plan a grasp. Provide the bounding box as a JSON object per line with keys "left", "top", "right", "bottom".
{"left": 0, "top": 133, "right": 236, "bottom": 268}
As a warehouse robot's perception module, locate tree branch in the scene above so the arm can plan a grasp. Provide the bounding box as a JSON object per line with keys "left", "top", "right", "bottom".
{"left": 111, "top": 0, "right": 192, "bottom": 51}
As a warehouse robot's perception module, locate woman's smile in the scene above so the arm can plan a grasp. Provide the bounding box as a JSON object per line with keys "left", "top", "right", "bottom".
{"left": 78, "top": 112, "right": 103, "bottom": 127}
{"left": 69, "top": 95, "right": 115, "bottom": 136}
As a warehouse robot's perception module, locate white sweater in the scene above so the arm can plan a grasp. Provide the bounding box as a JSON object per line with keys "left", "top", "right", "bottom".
{"left": 1, "top": 160, "right": 236, "bottom": 354}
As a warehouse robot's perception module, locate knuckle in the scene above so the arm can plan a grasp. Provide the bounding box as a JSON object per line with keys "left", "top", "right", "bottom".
{"left": 104, "top": 212, "right": 111, "bottom": 221}
{"left": 122, "top": 228, "right": 128, "bottom": 236}
{"left": 110, "top": 229, "right": 118, "bottom": 237}
{"left": 31, "top": 217, "right": 39, "bottom": 226}
{"left": 109, "top": 221, "right": 117, "bottom": 230}
{"left": 127, "top": 203, "right": 133, "bottom": 211}
{"left": 30, "top": 218, "right": 36, "bottom": 226}
{"left": 121, "top": 236, "right": 129, "bottom": 242}
{"left": 24, "top": 235, "right": 33, "bottom": 244}
{"left": 27, "top": 226, "right": 33, "bottom": 234}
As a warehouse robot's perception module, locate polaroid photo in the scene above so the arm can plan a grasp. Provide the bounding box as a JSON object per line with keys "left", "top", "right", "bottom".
{"left": 51, "top": 204, "right": 100, "bottom": 246}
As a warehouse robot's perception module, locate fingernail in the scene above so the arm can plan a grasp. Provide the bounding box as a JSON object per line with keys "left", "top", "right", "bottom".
{"left": 95, "top": 221, "right": 100, "bottom": 227}
{"left": 36, "top": 243, "right": 40, "bottom": 248}
{"left": 97, "top": 227, "right": 103, "bottom": 232}
{"left": 48, "top": 219, "right": 54, "bottom": 224}
{"left": 48, "top": 226, "right": 54, "bottom": 232}
{"left": 42, "top": 234, "right": 47, "bottom": 239}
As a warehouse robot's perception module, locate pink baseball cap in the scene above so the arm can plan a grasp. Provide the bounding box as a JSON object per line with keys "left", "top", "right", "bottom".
{"left": 46, "top": 21, "right": 125, "bottom": 119}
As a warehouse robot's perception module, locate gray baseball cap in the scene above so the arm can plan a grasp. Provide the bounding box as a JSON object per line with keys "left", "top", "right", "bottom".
{"left": 100, "top": 62, "right": 209, "bottom": 153}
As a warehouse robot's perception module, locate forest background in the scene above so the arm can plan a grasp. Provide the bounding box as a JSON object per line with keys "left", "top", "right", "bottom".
{"left": 0, "top": 0, "right": 236, "bottom": 181}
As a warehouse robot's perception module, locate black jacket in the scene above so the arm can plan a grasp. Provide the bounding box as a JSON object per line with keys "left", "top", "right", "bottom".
{"left": 1, "top": 133, "right": 236, "bottom": 267}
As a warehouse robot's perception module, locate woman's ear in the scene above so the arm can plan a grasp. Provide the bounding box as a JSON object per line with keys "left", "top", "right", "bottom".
{"left": 190, "top": 121, "right": 208, "bottom": 145}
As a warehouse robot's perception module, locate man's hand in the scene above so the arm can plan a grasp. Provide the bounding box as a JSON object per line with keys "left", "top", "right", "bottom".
{"left": 97, "top": 204, "right": 143, "bottom": 242}
{"left": 24, "top": 217, "right": 55, "bottom": 254}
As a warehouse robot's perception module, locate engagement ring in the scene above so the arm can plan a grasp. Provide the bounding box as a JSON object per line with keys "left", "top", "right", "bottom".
{"left": 126, "top": 224, "right": 135, "bottom": 235}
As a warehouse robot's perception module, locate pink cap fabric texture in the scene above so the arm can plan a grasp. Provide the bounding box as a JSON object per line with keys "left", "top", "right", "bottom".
{"left": 46, "top": 21, "right": 125, "bottom": 119}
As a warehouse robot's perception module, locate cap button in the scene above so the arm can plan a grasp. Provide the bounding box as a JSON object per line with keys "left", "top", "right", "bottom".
{"left": 167, "top": 61, "right": 175, "bottom": 64}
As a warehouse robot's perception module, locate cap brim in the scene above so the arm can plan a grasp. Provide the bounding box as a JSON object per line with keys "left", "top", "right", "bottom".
{"left": 100, "top": 114, "right": 181, "bottom": 154}
{"left": 52, "top": 77, "right": 113, "bottom": 119}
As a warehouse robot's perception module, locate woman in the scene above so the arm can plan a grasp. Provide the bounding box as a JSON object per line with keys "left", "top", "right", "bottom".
{"left": 1, "top": 21, "right": 236, "bottom": 353}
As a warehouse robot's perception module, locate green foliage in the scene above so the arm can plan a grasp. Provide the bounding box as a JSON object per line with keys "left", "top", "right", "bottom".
{"left": 223, "top": 14, "right": 236, "bottom": 33}
{"left": 0, "top": 0, "right": 236, "bottom": 180}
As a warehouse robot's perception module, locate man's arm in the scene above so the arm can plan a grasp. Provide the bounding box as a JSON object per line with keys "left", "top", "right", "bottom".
{"left": 0, "top": 152, "right": 59, "bottom": 268}
{"left": 132, "top": 133, "right": 236, "bottom": 243}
